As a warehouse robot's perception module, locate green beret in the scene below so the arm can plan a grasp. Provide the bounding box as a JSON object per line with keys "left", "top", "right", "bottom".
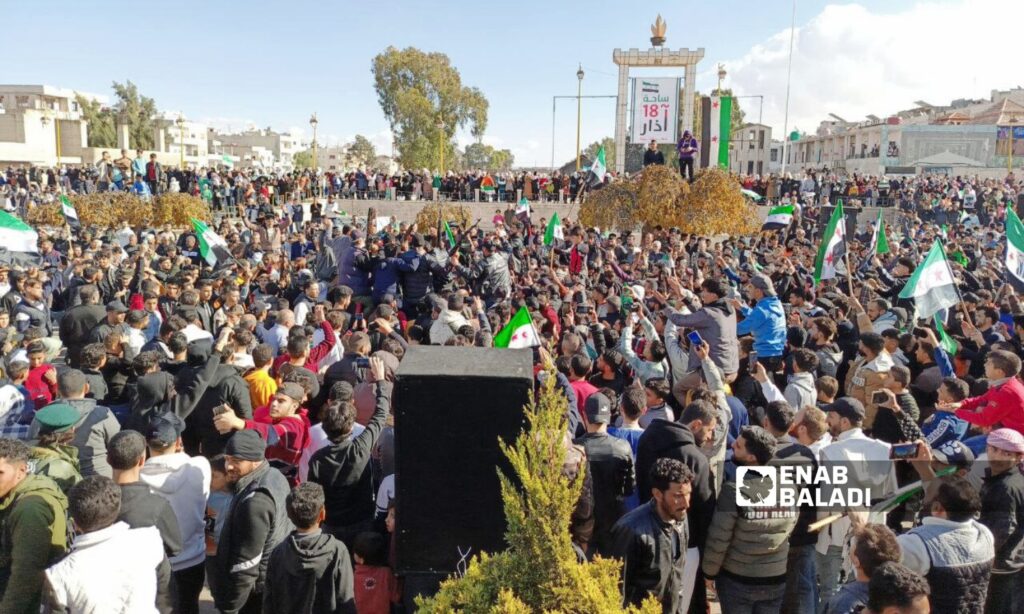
{"left": 35, "top": 403, "right": 80, "bottom": 434}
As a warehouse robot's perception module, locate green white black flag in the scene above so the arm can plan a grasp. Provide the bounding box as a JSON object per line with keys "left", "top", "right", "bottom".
{"left": 1005, "top": 208, "right": 1024, "bottom": 292}
{"left": 813, "top": 201, "right": 846, "bottom": 285}
{"left": 899, "top": 240, "right": 959, "bottom": 320}
{"left": 762, "top": 205, "right": 794, "bottom": 231}
{"left": 589, "top": 146, "right": 607, "bottom": 186}
{"left": 493, "top": 306, "right": 540, "bottom": 348}
{"left": 190, "top": 218, "right": 232, "bottom": 268}
{"left": 60, "top": 195, "right": 80, "bottom": 229}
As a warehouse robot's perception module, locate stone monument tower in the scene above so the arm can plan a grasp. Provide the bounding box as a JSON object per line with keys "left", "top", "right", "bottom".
{"left": 612, "top": 15, "right": 704, "bottom": 174}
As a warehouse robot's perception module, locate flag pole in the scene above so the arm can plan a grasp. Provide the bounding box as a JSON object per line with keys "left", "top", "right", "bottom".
{"left": 936, "top": 238, "right": 973, "bottom": 328}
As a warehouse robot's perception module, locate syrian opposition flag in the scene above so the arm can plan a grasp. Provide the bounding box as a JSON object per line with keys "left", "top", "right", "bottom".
{"left": 544, "top": 212, "right": 564, "bottom": 246}
{"left": 588, "top": 146, "right": 607, "bottom": 186}
{"left": 190, "top": 217, "right": 232, "bottom": 268}
{"left": 493, "top": 306, "right": 541, "bottom": 349}
{"left": 813, "top": 201, "right": 847, "bottom": 285}
{"left": 869, "top": 210, "right": 890, "bottom": 255}
{"left": 60, "top": 195, "right": 81, "bottom": 230}
{"left": 761, "top": 205, "right": 794, "bottom": 231}
{"left": 934, "top": 315, "right": 958, "bottom": 355}
{"left": 701, "top": 95, "right": 732, "bottom": 169}
{"left": 0, "top": 211, "right": 40, "bottom": 266}
{"left": 515, "top": 197, "right": 530, "bottom": 223}
{"left": 1004, "top": 208, "right": 1024, "bottom": 292}
{"left": 899, "top": 240, "right": 960, "bottom": 320}
{"left": 443, "top": 220, "right": 456, "bottom": 249}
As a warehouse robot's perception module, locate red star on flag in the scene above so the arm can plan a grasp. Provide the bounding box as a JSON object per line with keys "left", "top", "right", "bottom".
{"left": 825, "top": 251, "right": 835, "bottom": 266}
{"left": 932, "top": 268, "right": 948, "bottom": 283}
{"left": 711, "top": 136, "right": 719, "bottom": 143}
{"left": 712, "top": 101, "right": 719, "bottom": 109}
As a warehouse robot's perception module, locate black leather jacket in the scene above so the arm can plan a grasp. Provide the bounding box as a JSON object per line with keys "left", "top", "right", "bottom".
{"left": 609, "top": 500, "right": 687, "bottom": 612}
{"left": 574, "top": 432, "right": 635, "bottom": 555}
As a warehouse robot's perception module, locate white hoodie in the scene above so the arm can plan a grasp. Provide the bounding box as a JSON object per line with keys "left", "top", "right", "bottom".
{"left": 140, "top": 452, "right": 211, "bottom": 570}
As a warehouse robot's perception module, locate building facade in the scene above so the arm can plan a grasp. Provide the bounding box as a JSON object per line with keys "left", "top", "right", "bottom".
{"left": 786, "top": 88, "right": 1024, "bottom": 176}
{"left": 0, "top": 85, "right": 92, "bottom": 166}
{"left": 728, "top": 123, "right": 772, "bottom": 176}
{"left": 212, "top": 128, "right": 302, "bottom": 170}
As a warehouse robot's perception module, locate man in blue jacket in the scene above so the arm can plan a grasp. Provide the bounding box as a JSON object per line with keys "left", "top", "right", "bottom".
{"left": 734, "top": 274, "right": 786, "bottom": 371}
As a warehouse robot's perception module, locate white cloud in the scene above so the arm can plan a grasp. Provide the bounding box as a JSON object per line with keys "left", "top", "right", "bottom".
{"left": 719, "top": 0, "right": 1024, "bottom": 136}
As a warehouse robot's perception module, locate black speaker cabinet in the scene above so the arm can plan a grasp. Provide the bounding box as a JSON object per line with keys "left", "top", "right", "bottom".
{"left": 393, "top": 346, "right": 533, "bottom": 575}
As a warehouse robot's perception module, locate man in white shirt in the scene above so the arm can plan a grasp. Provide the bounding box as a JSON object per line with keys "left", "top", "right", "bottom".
{"left": 815, "top": 397, "right": 897, "bottom": 607}
{"left": 293, "top": 282, "right": 320, "bottom": 327}
{"left": 140, "top": 414, "right": 211, "bottom": 614}
{"left": 44, "top": 476, "right": 167, "bottom": 613}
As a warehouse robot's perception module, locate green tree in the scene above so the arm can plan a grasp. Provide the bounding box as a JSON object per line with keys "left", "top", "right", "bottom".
{"left": 293, "top": 149, "right": 314, "bottom": 169}
{"left": 490, "top": 148, "right": 514, "bottom": 171}
{"left": 560, "top": 137, "right": 615, "bottom": 175}
{"left": 372, "top": 46, "right": 489, "bottom": 170}
{"left": 417, "top": 371, "right": 659, "bottom": 613}
{"left": 461, "top": 143, "right": 515, "bottom": 171}
{"left": 348, "top": 135, "right": 377, "bottom": 165}
{"left": 75, "top": 94, "right": 116, "bottom": 148}
{"left": 111, "top": 81, "right": 157, "bottom": 150}
{"left": 463, "top": 142, "right": 493, "bottom": 169}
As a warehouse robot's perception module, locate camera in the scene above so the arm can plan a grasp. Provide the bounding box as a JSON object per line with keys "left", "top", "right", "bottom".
{"left": 355, "top": 357, "right": 371, "bottom": 369}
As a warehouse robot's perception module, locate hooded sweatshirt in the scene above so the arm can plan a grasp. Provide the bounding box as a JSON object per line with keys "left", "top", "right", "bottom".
{"left": 263, "top": 530, "right": 356, "bottom": 614}
{"left": 141, "top": 452, "right": 212, "bottom": 571}
{"left": 0, "top": 474, "right": 68, "bottom": 614}
{"left": 28, "top": 397, "right": 120, "bottom": 478}
{"left": 635, "top": 420, "right": 717, "bottom": 549}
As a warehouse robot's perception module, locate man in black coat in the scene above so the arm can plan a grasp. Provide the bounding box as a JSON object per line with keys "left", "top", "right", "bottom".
{"left": 643, "top": 140, "right": 665, "bottom": 167}
{"left": 573, "top": 393, "right": 635, "bottom": 556}
{"left": 308, "top": 357, "right": 390, "bottom": 550}
{"left": 635, "top": 400, "right": 718, "bottom": 613}
{"left": 178, "top": 336, "right": 253, "bottom": 457}
{"left": 59, "top": 284, "right": 105, "bottom": 368}
{"left": 610, "top": 458, "right": 693, "bottom": 612}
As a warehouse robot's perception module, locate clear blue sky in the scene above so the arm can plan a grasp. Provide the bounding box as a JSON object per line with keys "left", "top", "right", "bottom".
{"left": 7, "top": 0, "right": 926, "bottom": 167}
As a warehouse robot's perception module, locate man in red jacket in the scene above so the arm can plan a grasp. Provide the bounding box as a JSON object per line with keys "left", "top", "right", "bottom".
{"left": 946, "top": 350, "right": 1024, "bottom": 435}
{"left": 213, "top": 382, "right": 310, "bottom": 485}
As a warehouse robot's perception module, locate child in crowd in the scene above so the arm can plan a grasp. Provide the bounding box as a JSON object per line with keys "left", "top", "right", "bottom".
{"left": 922, "top": 376, "right": 970, "bottom": 449}
{"left": 24, "top": 341, "right": 57, "bottom": 410}
{"left": 353, "top": 531, "right": 397, "bottom": 614}
{"left": 0, "top": 361, "right": 31, "bottom": 437}
{"left": 79, "top": 343, "right": 109, "bottom": 403}
{"left": 264, "top": 482, "right": 355, "bottom": 613}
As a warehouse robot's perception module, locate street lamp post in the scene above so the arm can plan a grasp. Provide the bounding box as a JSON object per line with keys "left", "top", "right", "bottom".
{"left": 576, "top": 64, "right": 584, "bottom": 172}
{"left": 176, "top": 115, "right": 185, "bottom": 169}
{"left": 716, "top": 64, "right": 727, "bottom": 95}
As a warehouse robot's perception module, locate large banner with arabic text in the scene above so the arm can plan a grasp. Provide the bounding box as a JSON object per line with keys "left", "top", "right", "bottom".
{"left": 630, "top": 77, "right": 679, "bottom": 145}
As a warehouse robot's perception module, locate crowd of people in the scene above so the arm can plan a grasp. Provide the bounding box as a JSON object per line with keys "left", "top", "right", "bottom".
{"left": 0, "top": 162, "right": 1022, "bottom": 614}
{"left": 1, "top": 157, "right": 603, "bottom": 218}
